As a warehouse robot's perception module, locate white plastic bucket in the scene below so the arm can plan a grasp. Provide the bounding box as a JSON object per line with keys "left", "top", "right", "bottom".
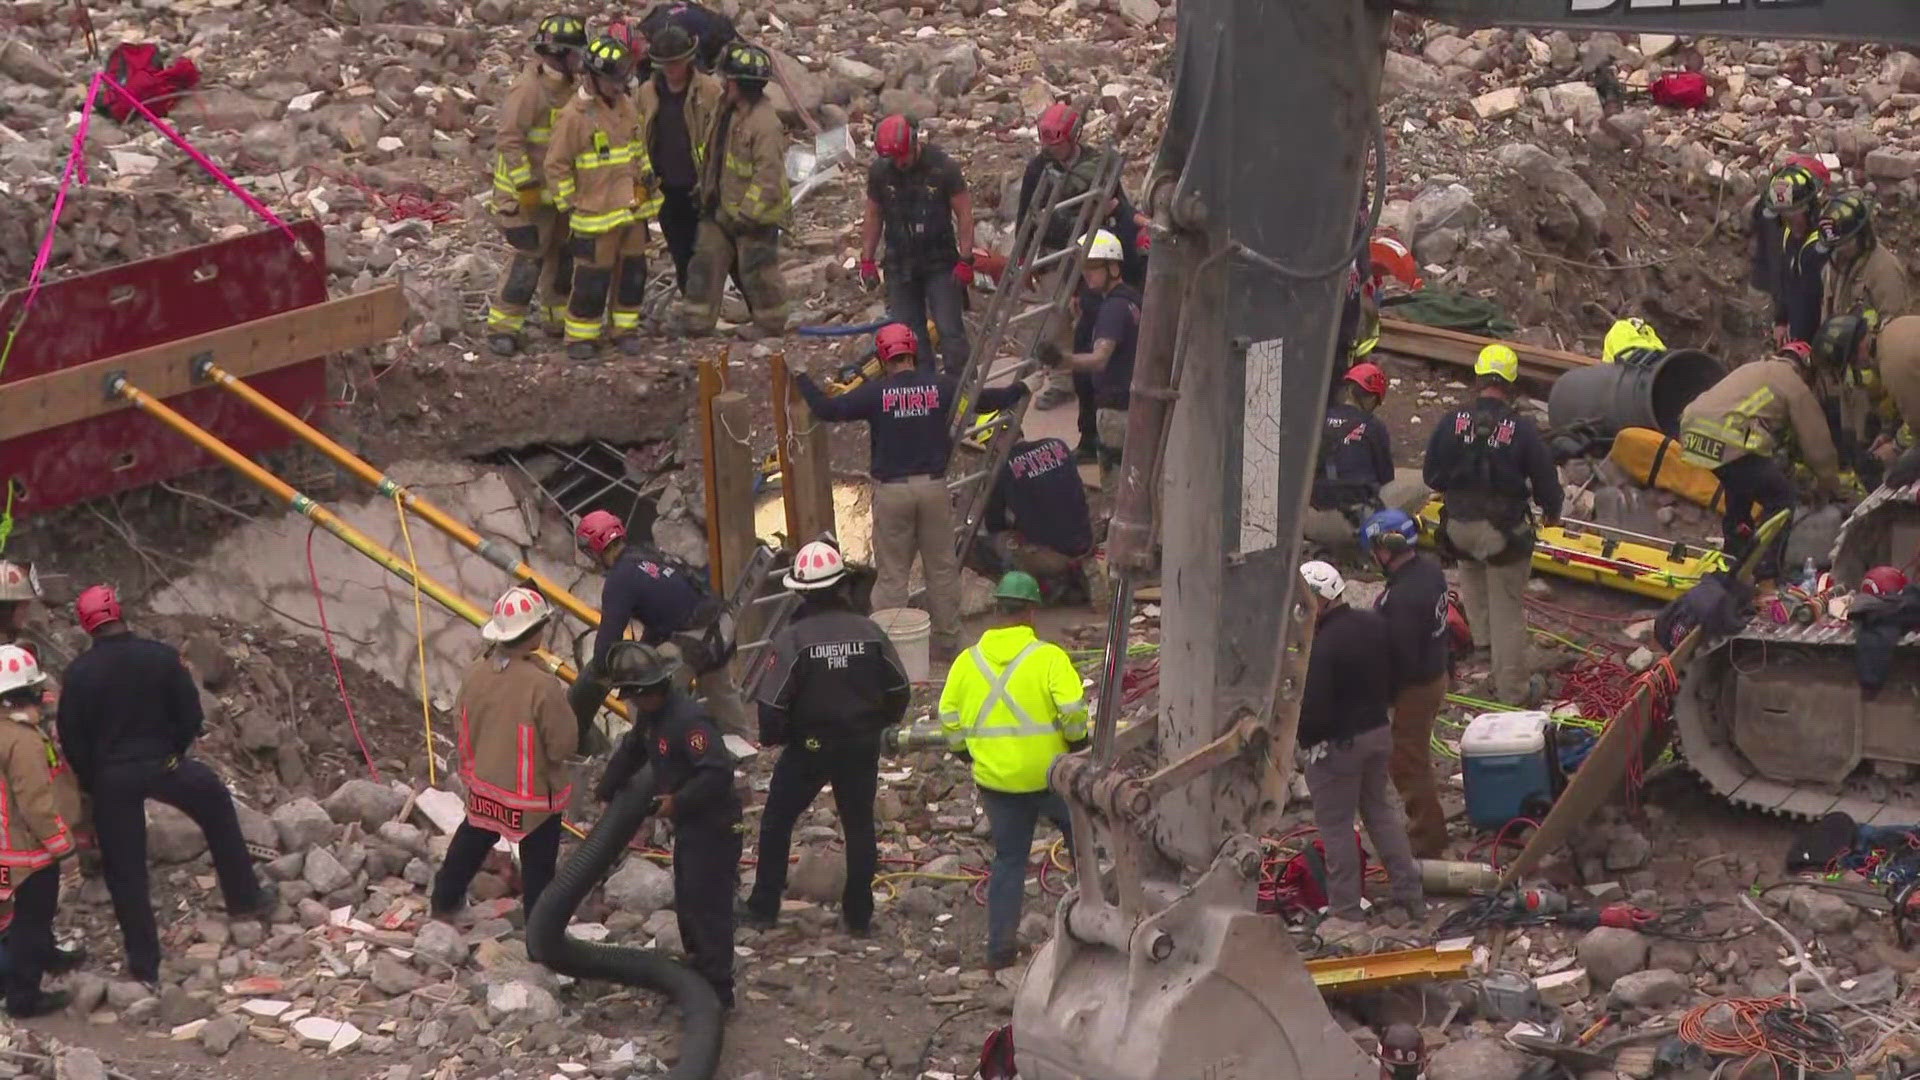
{"left": 871, "top": 607, "right": 932, "bottom": 683}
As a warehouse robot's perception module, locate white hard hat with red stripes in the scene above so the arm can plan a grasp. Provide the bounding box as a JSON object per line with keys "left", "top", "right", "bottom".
{"left": 482, "top": 586, "right": 552, "bottom": 643}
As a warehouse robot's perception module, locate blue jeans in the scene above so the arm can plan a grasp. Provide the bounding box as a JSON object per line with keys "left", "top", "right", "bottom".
{"left": 980, "top": 787, "right": 1075, "bottom": 958}
{"left": 886, "top": 268, "right": 970, "bottom": 377}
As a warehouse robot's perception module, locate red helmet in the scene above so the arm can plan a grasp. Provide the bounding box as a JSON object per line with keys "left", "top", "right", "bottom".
{"left": 1778, "top": 340, "right": 1813, "bottom": 365}
{"left": 76, "top": 585, "right": 122, "bottom": 635}
{"left": 1037, "top": 102, "right": 1080, "bottom": 148}
{"left": 575, "top": 510, "right": 628, "bottom": 557}
{"left": 1862, "top": 565, "right": 1909, "bottom": 597}
{"left": 1344, "top": 362, "right": 1388, "bottom": 398}
{"left": 875, "top": 114, "right": 916, "bottom": 166}
{"left": 1784, "top": 152, "right": 1832, "bottom": 188}
{"left": 875, "top": 322, "right": 918, "bottom": 363}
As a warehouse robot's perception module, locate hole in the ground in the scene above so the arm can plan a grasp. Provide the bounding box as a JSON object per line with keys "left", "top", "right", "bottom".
{"left": 485, "top": 439, "right": 666, "bottom": 540}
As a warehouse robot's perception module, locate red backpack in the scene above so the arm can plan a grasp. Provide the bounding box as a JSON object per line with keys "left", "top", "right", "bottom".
{"left": 101, "top": 42, "right": 201, "bottom": 123}
{"left": 1650, "top": 72, "right": 1710, "bottom": 110}
{"left": 979, "top": 1025, "right": 1018, "bottom": 1079}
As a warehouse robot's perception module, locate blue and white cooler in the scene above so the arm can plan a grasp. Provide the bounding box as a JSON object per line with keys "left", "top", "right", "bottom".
{"left": 1461, "top": 710, "right": 1559, "bottom": 831}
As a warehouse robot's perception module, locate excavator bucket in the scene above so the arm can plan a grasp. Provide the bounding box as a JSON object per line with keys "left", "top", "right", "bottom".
{"left": 1014, "top": 844, "right": 1375, "bottom": 1080}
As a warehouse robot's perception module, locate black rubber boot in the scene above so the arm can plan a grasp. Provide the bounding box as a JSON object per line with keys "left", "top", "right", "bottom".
{"left": 567, "top": 341, "right": 600, "bottom": 362}
{"left": 487, "top": 333, "right": 520, "bottom": 357}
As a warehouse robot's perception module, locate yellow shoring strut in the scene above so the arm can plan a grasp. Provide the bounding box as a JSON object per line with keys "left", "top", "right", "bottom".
{"left": 194, "top": 358, "right": 606, "bottom": 632}
{"left": 106, "top": 374, "right": 629, "bottom": 727}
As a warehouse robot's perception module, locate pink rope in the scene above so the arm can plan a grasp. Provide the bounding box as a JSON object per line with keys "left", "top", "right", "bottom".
{"left": 100, "top": 73, "right": 300, "bottom": 247}
{"left": 4, "top": 73, "right": 103, "bottom": 343}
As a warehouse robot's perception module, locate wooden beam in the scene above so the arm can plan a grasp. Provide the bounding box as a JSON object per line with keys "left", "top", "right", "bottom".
{"left": 1376, "top": 317, "right": 1596, "bottom": 383}
{"left": 697, "top": 350, "right": 727, "bottom": 590}
{"left": 709, "top": 390, "right": 756, "bottom": 600}
{"left": 0, "top": 285, "right": 408, "bottom": 441}
{"left": 780, "top": 357, "right": 837, "bottom": 547}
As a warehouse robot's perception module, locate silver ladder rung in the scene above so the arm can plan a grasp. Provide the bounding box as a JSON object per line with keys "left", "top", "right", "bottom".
{"left": 1009, "top": 302, "right": 1059, "bottom": 325}
{"left": 1028, "top": 245, "right": 1079, "bottom": 270}
{"left": 1052, "top": 188, "right": 1099, "bottom": 212}
{"left": 947, "top": 469, "right": 991, "bottom": 489}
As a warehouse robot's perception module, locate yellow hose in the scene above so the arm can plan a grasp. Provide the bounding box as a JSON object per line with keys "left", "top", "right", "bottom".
{"left": 107, "top": 375, "right": 629, "bottom": 721}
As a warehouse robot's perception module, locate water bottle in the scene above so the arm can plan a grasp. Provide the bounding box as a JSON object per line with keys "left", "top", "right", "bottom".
{"left": 1802, "top": 557, "right": 1818, "bottom": 591}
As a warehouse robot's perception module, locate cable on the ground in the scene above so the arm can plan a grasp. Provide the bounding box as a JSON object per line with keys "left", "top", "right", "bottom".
{"left": 305, "top": 524, "right": 381, "bottom": 780}
{"left": 394, "top": 493, "right": 437, "bottom": 785}
{"left": 1679, "top": 997, "right": 1851, "bottom": 1075}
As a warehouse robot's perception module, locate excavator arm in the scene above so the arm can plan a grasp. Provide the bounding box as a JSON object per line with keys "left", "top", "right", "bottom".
{"left": 1013, "top": 2, "right": 1920, "bottom": 1078}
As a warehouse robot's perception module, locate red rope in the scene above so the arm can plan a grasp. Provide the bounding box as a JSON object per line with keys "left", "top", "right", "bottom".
{"left": 306, "top": 165, "right": 456, "bottom": 224}
{"left": 305, "top": 525, "right": 381, "bottom": 780}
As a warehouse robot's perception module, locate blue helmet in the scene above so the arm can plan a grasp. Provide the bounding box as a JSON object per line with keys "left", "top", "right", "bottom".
{"left": 1360, "top": 508, "right": 1419, "bottom": 554}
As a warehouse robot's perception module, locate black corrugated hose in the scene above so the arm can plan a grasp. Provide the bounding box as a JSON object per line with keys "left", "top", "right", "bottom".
{"left": 526, "top": 775, "right": 724, "bottom": 1080}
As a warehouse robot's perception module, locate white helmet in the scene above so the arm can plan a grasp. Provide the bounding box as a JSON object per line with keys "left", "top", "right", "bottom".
{"left": 482, "top": 586, "right": 552, "bottom": 643}
{"left": 783, "top": 540, "right": 847, "bottom": 591}
{"left": 1081, "top": 229, "right": 1124, "bottom": 264}
{"left": 0, "top": 562, "right": 35, "bottom": 603}
{"left": 0, "top": 645, "right": 45, "bottom": 697}
{"left": 1299, "top": 560, "right": 1346, "bottom": 601}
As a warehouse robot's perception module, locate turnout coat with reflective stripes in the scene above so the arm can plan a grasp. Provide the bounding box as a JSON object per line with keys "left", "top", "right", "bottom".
{"left": 0, "top": 709, "right": 73, "bottom": 901}
{"left": 543, "top": 85, "right": 661, "bottom": 235}
{"left": 454, "top": 652, "right": 579, "bottom": 841}
{"left": 696, "top": 94, "right": 789, "bottom": 230}
{"left": 491, "top": 61, "right": 575, "bottom": 204}
{"left": 1676, "top": 359, "right": 1840, "bottom": 488}
{"left": 938, "top": 625, "right": 1088, "bottom": 795}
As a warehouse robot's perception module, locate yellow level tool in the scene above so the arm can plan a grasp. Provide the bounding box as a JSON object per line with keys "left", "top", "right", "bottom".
{"left": 1306, "top": 944, "right": 1474, "bottom": 994}
{"left": 1416, "top": 498, "right": 1726, "bottom": 603}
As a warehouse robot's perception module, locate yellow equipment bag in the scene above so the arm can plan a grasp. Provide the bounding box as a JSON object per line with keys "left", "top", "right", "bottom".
{"left": 1607, "top": 427, "right": 1729, "bottom": 513}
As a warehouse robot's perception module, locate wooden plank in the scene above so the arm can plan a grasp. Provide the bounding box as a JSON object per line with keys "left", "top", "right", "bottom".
{"left": 710, "top": 391, "right": 756, "bottom": 600}
{"left": 1376, "top": 317, "right": 1596, "bottom": 382}
{"left": 697, "top": 350, "right": 727, "bottom": 590}
{"left": 0, "top": 285, "right": 408, "bottom": 441}
{"left": 783, "top": 368, "right": 837, "bottom": 548}
{"left": 768, "top": 353, "right": 802, "bottom": 545}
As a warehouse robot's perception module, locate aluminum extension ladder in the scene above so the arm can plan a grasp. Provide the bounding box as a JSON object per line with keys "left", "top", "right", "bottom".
{"left": 945, "top": 147, "right": 1126, "bottom": 562}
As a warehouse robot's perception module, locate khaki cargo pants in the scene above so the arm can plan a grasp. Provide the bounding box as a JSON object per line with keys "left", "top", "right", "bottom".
{"left": 486, "top": 201, "right": 572, "bottom": 335}
{"left": 1389, "top": 673, "right": 1450, "bottom": 859}
{"left": 1444, "top": 517, "right": 1533, "bottom": 705}
{"left": 1303, "top": 469, "right": 1432, "bottom": 551}
{"left": 682, "top": 220, "right": 788, "bottom": 335}
{"left": 871, "top": 476, "right": 962, "bottom": 658}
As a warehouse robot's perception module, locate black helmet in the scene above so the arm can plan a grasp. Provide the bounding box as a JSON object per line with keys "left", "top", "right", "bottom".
{"left": 604, "top": 641, "right": 680, "bottom": 691}
{"left": 1816, "top": 191, "right": 1874, "bottom": 253}
{"left": 1761, "top": 163, "right": 1821, "bottom": 218}
{"left": 584, "top": 34, "right": 636, "bottom": 80}
{"left": 533, "top": 14, "right": 589, "bottom": 55}
{"left": 650, "top": 23, "right": 697, "bottom": 64}
{"left": 720, "top": 42, "right": 772, "bottom": 88}
{"left": 1813, "top": 313, "right": 1870, "bottom": 370}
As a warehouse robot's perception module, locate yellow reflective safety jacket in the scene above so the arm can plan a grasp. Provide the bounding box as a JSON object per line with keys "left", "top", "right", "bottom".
{"left": 543, "top": 85, "right": 661, "bottom": 235}
{"left": 939, "top": 625, "right": 1088, "bottom": 795}
{"left": 491, "top": 61, "right": 574, "bottom": 205}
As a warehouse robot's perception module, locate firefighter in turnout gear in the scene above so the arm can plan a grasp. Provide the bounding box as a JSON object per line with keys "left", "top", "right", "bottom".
{"left": 0, "top": 646, "right": 76, "bottom": 1017}
{"left": 546, "top": 35, "right": 660, "bottom": 361}
{"left": 0, "top": 563, "right": 37, "bottom": 654}
{"left": 596, "top": 642, "right": 743, "bottom": 1007}
{"left": 636, "top": 24, "right": 723, "bottom": 291}
{"left": 742, "top": 542, "right": 911, "bottom": 936}
{"left": 56, "top": 586, "right": 265, "bottom": 986}
{"left": 485, "top": 15, "right": 587, "bottom": 356}
{"left": 1305, "top": 362, "right": 1397, "bottom": 550}
{"left": 1423, "top": 344, "right": 1564, "bottom": 706}
{"left": 1818, "top": 313, "right": 1920, "bottom": 466}
{"left": 861, "top": 113, "right": 976, "bottom": 376}
{"left": 1755, "top": 162, "right": 1829, "bottom": 347}
{"left": 1679, "top": 341, "right": 1842, "bottom": 574}
{"left": 1819, "top": 191, "right": 1911, "bottom": 331}
{"left": 432, "top": 588, "right": 577, "bottom": 922}
{"left": 939, "top": 572, "right": 1085, "bottom": 970}
{"left": 680, "top": 42, "right": 790, "bottom": 339}
{"left": 571, "top": 510, "right": 750, "bottom": 743}
{"left": 794, "top": 323, "right": 1030, "bottom": 659}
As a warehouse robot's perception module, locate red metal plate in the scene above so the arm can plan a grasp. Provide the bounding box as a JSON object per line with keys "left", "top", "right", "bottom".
{"left": 0, "top": 222, "right": 330, "bottom": 516}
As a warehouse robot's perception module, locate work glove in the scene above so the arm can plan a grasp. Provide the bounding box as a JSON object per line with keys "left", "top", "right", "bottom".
{"left": 858, "top": 258, "right": 880, "bottom": 290}
{"left": 1034, "top": 342, "right": 1066, "bottom": 369}
{"left": 952, "top": 260, "right": 975, "bottom": 287}
{"left": 515, "top": 187, "right": 542, "bottom": 213}
{"left": 1136, "top": 230, "right": 1151, "bottom": 253}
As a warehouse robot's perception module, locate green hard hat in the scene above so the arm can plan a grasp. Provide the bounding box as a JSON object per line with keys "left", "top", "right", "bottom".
{"left": 993, "top": 571, "right": 1043, "bottom": 605}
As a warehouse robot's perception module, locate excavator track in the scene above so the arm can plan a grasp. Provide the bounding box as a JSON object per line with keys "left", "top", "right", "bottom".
{"left": 1676, "top": 481, "right": 1920, "bottom": 823}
